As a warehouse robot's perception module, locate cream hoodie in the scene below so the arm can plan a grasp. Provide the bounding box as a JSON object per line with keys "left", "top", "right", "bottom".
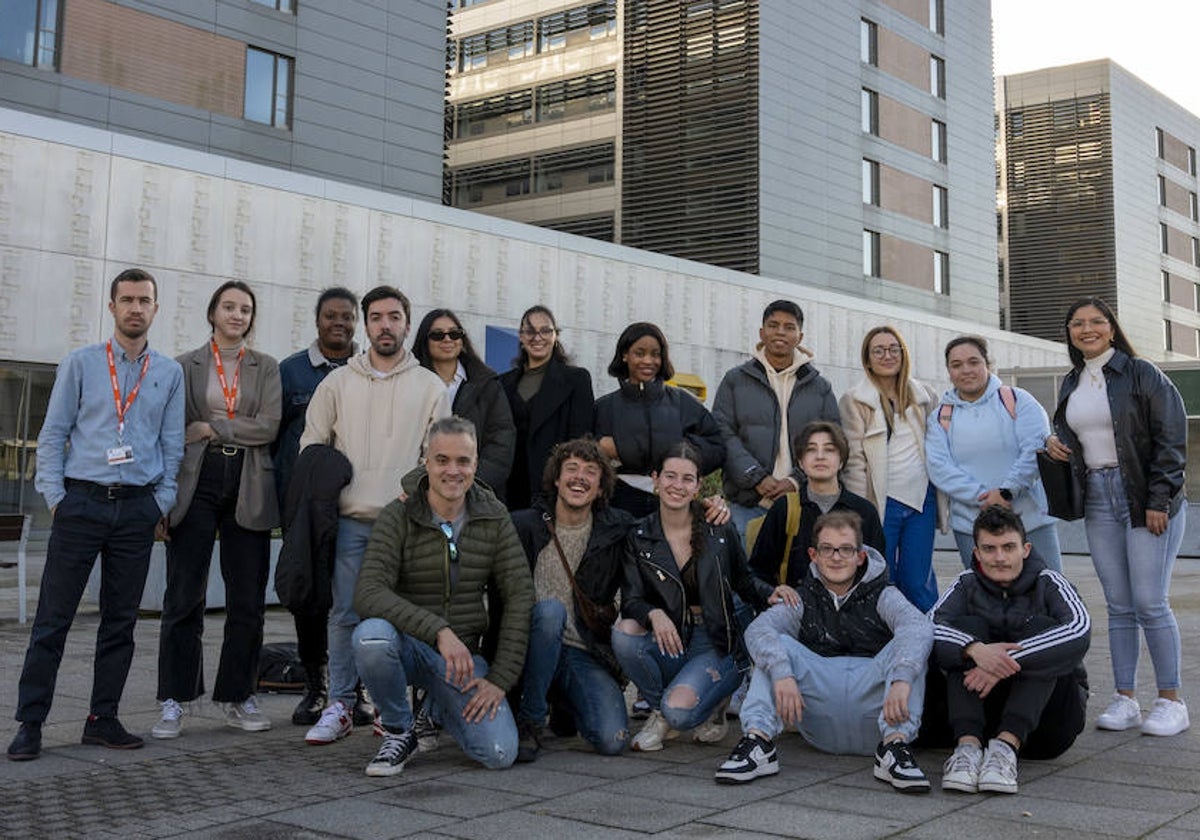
{"left": 300, "top": 350, "right": 450, "bottom": 520}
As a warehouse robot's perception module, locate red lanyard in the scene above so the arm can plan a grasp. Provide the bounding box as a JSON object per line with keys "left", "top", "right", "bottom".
{"left": 106, "top": 340, "right": 151, "bottom": 439}
{"left": 210, "top": 339, "right": 245, "bottom": 420}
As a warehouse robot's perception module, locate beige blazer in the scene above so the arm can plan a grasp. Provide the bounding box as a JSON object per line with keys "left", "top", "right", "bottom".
{"left": 169, "top": 342, "right": 281, "bottom": 531}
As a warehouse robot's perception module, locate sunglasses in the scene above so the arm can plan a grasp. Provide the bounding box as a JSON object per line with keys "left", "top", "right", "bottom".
{"left": 429, "top": 329, "right": 464, "bottom": 342}
{"left": 439, "top": 522, "right": 459, "bottom": 562}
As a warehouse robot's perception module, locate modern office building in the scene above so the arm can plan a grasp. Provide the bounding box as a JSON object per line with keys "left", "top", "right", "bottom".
{"left": 998, "top": 59, "right": 1200, "bottom": 360}
{"left": 445, "top": 0, "right": 1000, "bottom": 325}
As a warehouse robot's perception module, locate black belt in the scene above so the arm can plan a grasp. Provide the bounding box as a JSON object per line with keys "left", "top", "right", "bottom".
{"left": 65, "top": 478, "right": 155, "bottom": 501}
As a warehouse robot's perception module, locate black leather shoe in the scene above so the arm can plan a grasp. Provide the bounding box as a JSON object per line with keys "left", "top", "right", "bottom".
{"left": 292, "top": 667, "right": 327, "bottom": 726}
{"left": 81, "top": 715, "right": 144, "bottom": 750}
{"left": 7, "top": 722, "right": 42, "bottom": 761}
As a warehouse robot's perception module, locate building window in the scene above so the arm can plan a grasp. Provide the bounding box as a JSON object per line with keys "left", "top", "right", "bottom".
{"left": 862, "top": 159, "right": 879, "bottom": 205}
{"left": 934, "top": 250, "right": 949, "bottom": 294}
{"left": 458, "top": 21, "right": 535, "bottom": 71}
{"left": 932, "top": 119, "right": 947, "bottom": 163}
{"left": 1156, "top": 127, "right": 1165, "bottom": 158}
{"left": 1193, "top": 236, "right": 1200, "bottom": 266}
{"left": 861, "top": 89, "right": 878, "bottom": 135}
{"left": 536, "top": 71, "right": 616, "bottom": 122}
{"left": 930, "top": 55, "right": 945, "bottom": 99}
{"left": 860, "top": 19, "right": 877, "bottom": 66}
{"left": 1009, "top": 110, "right": 1023, "bottom": 137}
{"left": 929, "top": 0, "right": 944, "bottom": 34}
{"left": 1158, "top": 175, "right": 1168, "bottom": 206}
{"left": 1161, "top": 222, "right": 1170, "bottom": 253}
{"left": 454, "top": 90, "right": 534, "bottom": 138}
{"left": 863, "top": 230, "right": 880, "bottom": 277}
{"left": 0, "top": 0, "right": 59, "bottom": 68}
{"left": 539, "top": 1, "right": 616, "bottom": 53}
{"left": 249, "top": 0, "right": 295, "bottom": 11}
{"left": 933, "top": 185, "right": 948, "bottom": 228}
{"left": 1163, "top": 270, "right": 1172, "bottom": 301}
{"left": 244, "top": 47, "right": 292, "bottom": 128}
{"left": 1191, "top": 146, "right": 1198, "bottom": 176}
{"left": 1192, "top": 191, "right": 1199, "bottom": 222}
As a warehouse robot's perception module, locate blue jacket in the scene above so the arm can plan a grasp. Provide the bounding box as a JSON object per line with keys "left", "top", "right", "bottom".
{"left": 273, "top": 342, "right": 354, "bottom": 504}
{"left": 925, "top": 375, "right": 1054, "bottom": 535}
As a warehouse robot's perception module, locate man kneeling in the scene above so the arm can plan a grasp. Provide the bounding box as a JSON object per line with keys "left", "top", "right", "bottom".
{"left": 716, "top": 510, "right": 933, "bottom": 793}
{"left": 932, "top": 506, "right": 1090, "bottom": 795}
{"left": 352, "top": 417, "right": 534, "bottom": 776}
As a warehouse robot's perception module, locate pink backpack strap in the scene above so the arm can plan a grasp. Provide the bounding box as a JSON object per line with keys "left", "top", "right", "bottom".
{"left": 998, "top": 385, "right": 1017, "bottom": 419}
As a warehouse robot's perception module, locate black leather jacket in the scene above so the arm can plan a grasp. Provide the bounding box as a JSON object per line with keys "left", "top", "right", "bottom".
{"left": 621, "top": 513, "right": 773, "bottom": 659}
{"left": 1053, "top": 350, "right": 1187, "bottom": 527}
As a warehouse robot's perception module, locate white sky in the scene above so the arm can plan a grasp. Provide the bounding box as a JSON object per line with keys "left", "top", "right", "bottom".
{"left": 992, "top": 0, "right": 1200, "bottom": 116}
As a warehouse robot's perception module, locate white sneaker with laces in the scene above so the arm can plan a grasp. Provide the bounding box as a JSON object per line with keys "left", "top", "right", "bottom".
{"left": 1096, "top": 692, "right": 1142, "bottom": 731}
{"left": 305, "top": 701, "right": 353, "bottom": 745}
{"left": 151, "top": 699, "right": 184, "bottom": 740}
{"left": 1141, "top": 698, "right": 1190, "bottom": 737}
{"left": 632, "top": 710, "right": 672, "bottom": 751}
{"left": 224, "top": 695, "right": 272, "bottom": 732}
{"left": 977, "top": 738, "right": 1019, "bottom": 794}
{"left": 941, "top": 742, "right": 983, "bottom": 793}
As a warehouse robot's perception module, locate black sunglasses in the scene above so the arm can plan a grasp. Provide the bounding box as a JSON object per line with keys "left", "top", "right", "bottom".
{"left": 429, "top": 329, "right": 464, "bottom": 342}
{"left": 439, "top": 522, "right": 459, "bottom": 562}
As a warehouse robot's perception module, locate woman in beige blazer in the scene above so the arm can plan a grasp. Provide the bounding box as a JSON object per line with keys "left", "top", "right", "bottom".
{"left": 839, "top": 326, "right": 941, "bottom": 611}
{"left": 154, "top": 280, "right": 281, "bottom": 739}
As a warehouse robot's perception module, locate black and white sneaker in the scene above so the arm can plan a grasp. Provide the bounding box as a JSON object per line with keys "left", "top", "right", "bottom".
{"left": 873, "top": 740, "right": 931, "bottom": 793}
{"left": 365, "top": 729, "right": 418, "bottom": 777}
{"left": 412, "top": 689, "right": 441, "bottom": 753}
{"left": 714, "top": 733, "right": 779, "bottom": 784}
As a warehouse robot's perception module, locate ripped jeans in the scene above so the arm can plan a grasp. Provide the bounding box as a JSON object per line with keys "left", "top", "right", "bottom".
{"left": 611, "top": 620, "right": 742, "bottom": 731}
{"left": 353, "top": 618, "right": 518, "bottom": 769}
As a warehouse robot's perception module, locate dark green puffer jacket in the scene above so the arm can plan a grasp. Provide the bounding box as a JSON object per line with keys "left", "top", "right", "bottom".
{"left": 353, "top": 467, "right": 534, "bottom": 692}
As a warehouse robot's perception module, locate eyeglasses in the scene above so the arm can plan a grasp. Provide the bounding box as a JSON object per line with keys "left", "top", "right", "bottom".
{"left": 814, "top": 544, "right": 860, "bottom": 560}
{"left": 1067, "top": 318, "right": 1109, "bottom": 330}
{"left": 429, "top": 329, "right": 464, "bottom": 342}
{"left": 519, "top": 326, "right": 557, "bottom": 338}
{"left": 869, "top": 345, "right": 902, "bottom": 359}
{"left": 438, "top": 522, "right": 458, "bottom": 562}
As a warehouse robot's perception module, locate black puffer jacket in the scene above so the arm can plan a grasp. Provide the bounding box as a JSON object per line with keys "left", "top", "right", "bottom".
{"left": 794, "top": 562, "right": 892, "bottom": 658}
{"left": 621, "top": 513, "right": 773, "bottom": 659}
{"left": 452, "top": 355, "right": 516, "bottom": 502}
{"left": 594, "top": 379, "right": 725, "bottom": 476}
{"left": 1053, "top": 349, "right": 1187, "bottom": 527}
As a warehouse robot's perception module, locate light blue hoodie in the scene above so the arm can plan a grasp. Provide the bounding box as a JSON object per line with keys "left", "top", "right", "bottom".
{"left": 924, "top": 375, "right": 1054, "bottom": 535}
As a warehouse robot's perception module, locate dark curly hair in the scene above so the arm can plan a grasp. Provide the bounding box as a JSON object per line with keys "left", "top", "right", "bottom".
{"left": 541, "top": 436, "right": 615, "bottom": 508}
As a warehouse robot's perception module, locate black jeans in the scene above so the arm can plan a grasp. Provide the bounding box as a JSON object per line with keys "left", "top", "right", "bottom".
{"left": 16, "top": 481, "right": 159, "bottom": 723}
{"left": 157, "top": 449, "right": 270, "bottom": 703}
{"left": 294, "top": 610, "right": 328, "bottom": 669}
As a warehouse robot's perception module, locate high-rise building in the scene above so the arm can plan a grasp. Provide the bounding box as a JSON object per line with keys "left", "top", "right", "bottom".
{"left": 445, "top": 0, "right": 999, "bottom": 324}
{"left": 998, "top": 59, "right": 1200, "bottom": 359}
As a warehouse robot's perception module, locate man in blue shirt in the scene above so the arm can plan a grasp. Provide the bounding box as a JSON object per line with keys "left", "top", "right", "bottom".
{"left": 272, "top": 286, "right": 359, "bottom": 727}
{"left": 7, "top": 268, "right": 185, "bottom": 762}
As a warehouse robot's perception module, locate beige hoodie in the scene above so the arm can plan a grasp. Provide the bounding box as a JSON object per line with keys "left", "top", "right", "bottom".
{"left": 301, "top": 351, "right": 450, "bottom": 520}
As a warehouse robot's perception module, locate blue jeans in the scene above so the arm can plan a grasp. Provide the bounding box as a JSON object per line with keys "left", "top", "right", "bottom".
{"left": 1085, "top": 468, "right": 1185, "bottom": 692}
{"left": 953, "top": 523, "right": 1062, "bottom": 573}
{"left": 611, "top": 621, "right": 742, "bottom": 731}
{"left": 729, "top": 501, "right": 765, "bottom": 541}
{"left": 882, "top": 485, "right": 938, "bottom": 612}
{"left": 328, "top": 517, "right": 373, "bottom": 706}
{"left": 519, "top": 600, "right": 628, "bottom": 755}
{"left": 352, "top": 618, "right": 518, "bottom": 769}
{"left": 739, "top": 637, "right": 924, "bottom": 756}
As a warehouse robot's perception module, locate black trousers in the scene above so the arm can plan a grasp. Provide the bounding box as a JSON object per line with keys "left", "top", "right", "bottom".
{"left": 157, "top": 449, "right": 269, "bottom": 703}
{"left": 294, "top": 610, "right": 328, "bottom": 669}
{"left": 16, "top": 481, "right": 159, "bottom": 722}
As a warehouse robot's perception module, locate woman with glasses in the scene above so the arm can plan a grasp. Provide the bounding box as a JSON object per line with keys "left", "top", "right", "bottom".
{"left": 612, "top": 442, "right": 777, "bottom": 751}
{"left": 413, "top": 309, "right": 515, "bottom": 501}
{"left": 925, "top": 335, "right": 1062, "bottom": 571}
{"left": 154, "top": 280, "right": 281, "bottom": 738}
{"left": 595, "top": 322, "right": 725, "bottom": 517}
{"left": 839, "top": 327, "right": 941, "bottom": 611}
{"left": 500, "top": 305, "right": 594, "bottom": 510}
{"left": 1045, "top": 297, "right": 1189, "bottom": 736}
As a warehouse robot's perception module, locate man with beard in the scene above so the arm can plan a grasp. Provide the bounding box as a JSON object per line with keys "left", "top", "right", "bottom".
{"left": 9, "top": 268, "right": 185, "bottom": 761}
{"left": 298, "top": 285, "right": 449, "bottom": 745}
{"left": 272, "top": 287, "right": 360, "bottom": 728}
{"left": 510, "top": 437, "right": 633, "bottom": 761}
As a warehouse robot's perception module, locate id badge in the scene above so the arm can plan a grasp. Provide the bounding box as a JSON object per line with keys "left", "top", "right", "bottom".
{"left": 107, "top": 445, "right": 135, "bottom": 465}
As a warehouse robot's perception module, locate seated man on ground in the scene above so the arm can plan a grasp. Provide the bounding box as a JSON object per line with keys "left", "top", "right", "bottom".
{"left": 351, "top": 417, "right": 534, "bottom": 777}
{"left": 931, "top": 506, "right": 1090, "bottom": 795}
{"left": 716, "top": 510, "right": 933, "bottom": 793}
{"left": 510, "top": 437, "right": 634, "bottom": 761}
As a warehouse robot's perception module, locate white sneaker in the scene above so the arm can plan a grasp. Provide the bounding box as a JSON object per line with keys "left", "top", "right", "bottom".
{"left": 1141, "top": 698, "right": 1190, "bottom": 737}
{"left": 632, "top": 710, "right": 672, "bottom": 752}
{"left": 224, "top": 695, "right": 272, "bottom": 732}
{"left": 977, "top": 738, "right": 1019, "bottom": 794}
{"left": 1096, "top": 692, "right": 1142, "bottom": 731}
{"left": 941, "top": 742, "right": 983, "bottom": 793}
{"left": 151, "top": 699, "right": 184, "bottom": 740}
{"left": 692, "top": 699, "right": 730, "bottom": 744}
{"left": 305, "top": 701, "right": 353, "bottom": 745}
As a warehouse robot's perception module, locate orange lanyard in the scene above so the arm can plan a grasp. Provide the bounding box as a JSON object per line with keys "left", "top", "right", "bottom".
{"left": 210, "top": 339, "right": 245, "bottom": 420}
{"left": 106, "top": 340, "right": 150, "bottom": 440}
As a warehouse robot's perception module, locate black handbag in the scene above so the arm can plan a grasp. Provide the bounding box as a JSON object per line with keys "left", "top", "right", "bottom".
{"left": 1037, "top": 450, "right": 1084, "bottom": 521}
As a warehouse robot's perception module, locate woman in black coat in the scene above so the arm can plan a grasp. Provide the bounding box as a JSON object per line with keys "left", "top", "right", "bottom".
{"left": 500, "top": 305, "right": 594, "bottom": 509}
{"left": 413, "top": 308, "right": 516, "bottom": 500}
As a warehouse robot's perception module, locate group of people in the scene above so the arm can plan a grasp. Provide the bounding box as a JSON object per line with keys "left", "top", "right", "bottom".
{"left": 7, "top": 273, "right": 1190, "bottom": 800}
